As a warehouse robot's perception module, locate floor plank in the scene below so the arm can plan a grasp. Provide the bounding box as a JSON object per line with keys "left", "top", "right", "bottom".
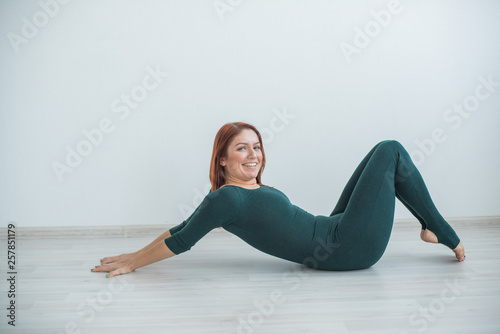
{"left": 0, "top": 223, "right": 499, "bottom": 334}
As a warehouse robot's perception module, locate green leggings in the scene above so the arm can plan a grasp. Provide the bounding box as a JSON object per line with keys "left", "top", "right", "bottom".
{"left": 327, "top": 140, "right": 460, "bottom": 270}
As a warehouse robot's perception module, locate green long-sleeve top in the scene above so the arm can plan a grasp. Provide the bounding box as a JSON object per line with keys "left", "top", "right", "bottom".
{"left": 165, "top": 185, "right": 342, "bottom": 270}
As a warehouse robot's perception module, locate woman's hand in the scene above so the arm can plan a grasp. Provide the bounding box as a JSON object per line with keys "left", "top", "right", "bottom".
{"left": 92, "top": 241, "right": 175, "bottom": 278}
{"left": 92, "top": 259, "right": 136, "bottom": 278}
{"left": 92, "top": 252, "right": 138, "bottom": 278}
{"left": 99, "top": 252, "right": 136, "bottom": 265}
{"left": 92, "top": 263, "right": 135, "bottom": 278}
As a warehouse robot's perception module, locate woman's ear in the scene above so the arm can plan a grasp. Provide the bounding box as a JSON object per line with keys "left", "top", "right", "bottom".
{"left": 220, "top": 157, "right": 226, "bottom": 166}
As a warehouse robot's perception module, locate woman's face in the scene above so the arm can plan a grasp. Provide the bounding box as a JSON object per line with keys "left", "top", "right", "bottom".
{"left": 220, "top": 129, "right": 263, "bottom": 185}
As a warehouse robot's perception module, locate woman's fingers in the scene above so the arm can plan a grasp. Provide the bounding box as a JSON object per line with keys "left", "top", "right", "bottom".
{"left": 106, "top": 265, "right": 134, "bottom": 278}
{"left": 106, "top": 269, "right": 119, "bottom": 278}
{"left": 100, "top": 253, "right": 133, "bottom": 265}
{"left": 91, "top": 263, "right": 120, "bottom": 272}
{"left": 94, "top": 254, "right": 135, "bottom": 275}
{"left": 100, "top": 256, "right": 120, "bottom": 264}
{"left": 91, "top": 265, "right": 105, "bottom": 272}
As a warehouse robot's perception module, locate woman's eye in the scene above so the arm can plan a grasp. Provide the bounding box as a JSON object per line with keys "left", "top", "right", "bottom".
{"left": 237, "top": 146, "right": 260, "bottom": 151}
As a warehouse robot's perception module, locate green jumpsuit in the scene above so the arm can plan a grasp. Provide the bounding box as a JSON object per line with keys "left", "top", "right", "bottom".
{"left": 165, "top": 140, "right": 460, "bottom": 270}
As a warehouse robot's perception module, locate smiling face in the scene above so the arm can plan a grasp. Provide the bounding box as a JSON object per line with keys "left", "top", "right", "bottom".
{"left": 220, "top": 129, "right": 263, "bottom": 187}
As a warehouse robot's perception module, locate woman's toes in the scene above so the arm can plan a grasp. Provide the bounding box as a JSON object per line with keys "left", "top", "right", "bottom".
{"left": 453, "top": 242, "right": 465, "bottom": 262}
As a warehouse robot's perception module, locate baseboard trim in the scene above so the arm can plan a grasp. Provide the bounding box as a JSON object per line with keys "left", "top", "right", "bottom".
{"left": 2, "top": 216, "right": 499, "bottom": 239}
{"left": 392, "top": 216, "right": 500, "bottom": 228}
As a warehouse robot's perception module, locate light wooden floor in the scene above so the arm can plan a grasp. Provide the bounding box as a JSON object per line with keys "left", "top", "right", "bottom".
{"left": 1, "top": 222, "right": 499, "bottom": 334}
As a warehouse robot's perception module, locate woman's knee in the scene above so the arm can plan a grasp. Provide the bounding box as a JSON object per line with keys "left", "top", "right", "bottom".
{"left": 374, "top": 140, "right": 405, "bottom": 157}
{"left": 368, "top": 140, "right": 408, "bottom": 167}
{"left": 378, "top": 139, "right": 403, "bottom": 150}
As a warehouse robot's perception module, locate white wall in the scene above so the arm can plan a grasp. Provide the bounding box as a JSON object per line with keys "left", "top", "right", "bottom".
{"left": 1, "top": 0, "right": 499, "bottom": 228}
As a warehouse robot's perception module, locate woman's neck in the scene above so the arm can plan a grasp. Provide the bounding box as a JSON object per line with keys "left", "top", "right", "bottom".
{"left": 223, "top": 178, "right": 259, "bottom": 189}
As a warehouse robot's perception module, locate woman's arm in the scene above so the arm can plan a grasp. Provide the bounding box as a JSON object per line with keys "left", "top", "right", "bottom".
{"left": 99, "top": 230, "right": 172, "bottom": 265}
{"left": 135, "top": 230, "right": 172, "bottom": 256}
{"left": 106, "top": 240, "right": 176, "bottom": 278}
{"left": 95, "top": 187, "right": 239, "bottom": 277}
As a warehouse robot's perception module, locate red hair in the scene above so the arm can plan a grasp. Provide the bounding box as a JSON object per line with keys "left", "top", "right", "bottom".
{"left": 209, "top": 122, "right": 266, "bottom": 192}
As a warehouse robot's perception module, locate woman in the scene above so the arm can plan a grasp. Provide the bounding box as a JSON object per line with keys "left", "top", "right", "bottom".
{"left": 92, "top": 122, "right": 465, "bottom": 278}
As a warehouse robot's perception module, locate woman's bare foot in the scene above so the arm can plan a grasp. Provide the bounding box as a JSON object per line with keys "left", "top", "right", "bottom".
{"left": 420, "top": 229, "right": 465, "bottom": 262}
{"left": 453, "top": 242, "right": 465, "bottom": 262}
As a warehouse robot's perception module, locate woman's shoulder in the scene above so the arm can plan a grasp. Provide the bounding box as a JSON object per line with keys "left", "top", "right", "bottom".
{"left": 194, "top": 186, "right": 241, "bottom": 214}
{"left": 206, "top": 185, "right": 242, "bottom": 204}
